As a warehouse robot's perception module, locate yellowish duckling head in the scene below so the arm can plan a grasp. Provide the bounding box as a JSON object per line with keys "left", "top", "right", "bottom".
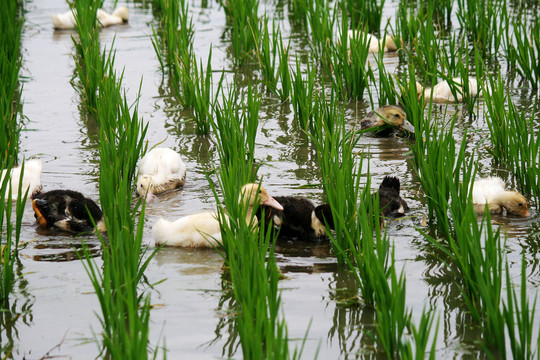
{"left": 360, "top": 105, "right": 414, "bottom": 133}
{"left": 501, "top": 191, "right": 530, "bottom": 217}
{"left": 136, "top": 174, "right": 155, "bottom": 201}
{"left": 240, "top": 183, "right": 283, "bottom": 210}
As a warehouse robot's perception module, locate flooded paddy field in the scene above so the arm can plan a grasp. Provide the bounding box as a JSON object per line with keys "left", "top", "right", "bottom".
{"left": 5, "top": 0, "right": 540, "bottom": 358}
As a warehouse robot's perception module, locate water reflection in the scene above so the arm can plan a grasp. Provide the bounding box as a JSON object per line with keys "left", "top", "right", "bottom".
{"left": 325, "top": 266, "right": 381, "bottom": 359}
{"left": 0, "top": 261, "right": 34, "bottom": 359}
{"left": 201, "top": 274, "right": 240, "bottom": 358}
{"left": 30, "top": 228, "right": 102, "bottom": 262}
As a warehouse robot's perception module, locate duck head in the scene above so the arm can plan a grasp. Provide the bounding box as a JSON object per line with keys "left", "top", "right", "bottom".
{"left": 500, "top": 191, "right": 530, "bottom": 217}
{"left": 240, "top": 183, "right": 284, "bottom": 211}
{"left": 136, "top": 174, "right": 155, "bottom": 201}
{"left": 361, "top": 105, "right": 414, "bottom": 133}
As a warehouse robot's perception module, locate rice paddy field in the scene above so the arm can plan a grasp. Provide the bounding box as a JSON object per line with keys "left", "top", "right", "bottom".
{"left": 2, "top": 0, "right": 540, "bottom": 358}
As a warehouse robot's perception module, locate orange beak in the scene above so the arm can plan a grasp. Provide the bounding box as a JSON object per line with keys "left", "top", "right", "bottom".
{"left": 32, "top": 199, "right": 48, "bottom": 228}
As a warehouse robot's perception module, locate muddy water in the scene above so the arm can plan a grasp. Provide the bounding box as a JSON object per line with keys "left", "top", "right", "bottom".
{"left": 8, "top": 0, "right": 539, "bottom": 358}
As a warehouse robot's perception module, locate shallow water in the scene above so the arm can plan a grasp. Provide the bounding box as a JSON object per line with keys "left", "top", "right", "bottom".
{"left": 6, "top": 0, "right": 540, "bottom": 358}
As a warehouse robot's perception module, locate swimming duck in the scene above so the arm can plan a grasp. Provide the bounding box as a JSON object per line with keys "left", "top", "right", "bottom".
{"left": 378, "top": 176, "right": 409, "bottom": 217}
{"left": 347, "top": 31, "right": 398, "bottom": 53}
{"left": 472, "top": 177, "right": 530, "bottom": 217}
{"left": 51, "top": 6, "right": 129, "bottom": 30}
{"left": 256, "top": 197, "right": 329, "bottom": 241}
{"left": 417, "top": 77, "right": 480, "bottom": 103}
{"left": 31, "top": 190, "right": 106, "bottom": 233}
{"left": 1, "top": 159, "right": 43, "bottom": 202}
{"left": 136, "top": 147, "right": 187, "bottom": 201}
{"left": 360, "top": 105, "right": 415, "bottom": 136}
{"left": 153, "top": 184, "right": 283, "bottom": 248}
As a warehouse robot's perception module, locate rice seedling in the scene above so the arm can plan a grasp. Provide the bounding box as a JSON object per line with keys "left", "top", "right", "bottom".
{"left": 401, "top": 309, "right": 439, "bottom": 359}
{"left": 408, "top": 3, "right": 440, "bottom": 80}
{"left": 0, "top": 0, "right": 24, "bottom": 160}
{"left": 81, "top": 47, "right": 158, "bottom": 358}
{"left": 367, "top": 52, "right": 399, "bottom": 107}
{"left": 309, "top": 91, "right": 363, "bottom": 264}
{"left": 152, "top": 0, "right": 197, "bottom": 107}
{"left": 306, "top": 0, "right": 335, "bottom": 61}
{"left": 456, "top": 0, "right": 506, "bottom": 56}
{"left": 503, "top": 256, "right": 538, "bottom": 359}
{"left": 218, "top": 0, "right": 260, "bottom": 65}
{"left": 290, "top": 58, "right": 317, "bottom": 132}
{"left": 192, "top": 50, "right": 217, "bottom": 135}
{"left": 211, "top": 84, "right": 261, "bottom": 187}
{"left": 72, "top": 0, "right": 103, "bottom": 113}
{"left": 505, "top": 14, "right": 539, "bottom": 88}
{"left": 344, "top": 0, "right": 385, "bottom": 35}
{"left": 288, "top": 0, "right": 308, "bottom": 25}
{"left": 257, "top": 18, "right": 279, "bottom": 92}
{"left": 0, "top": 160, "right": 27, "bottom": 304}
{"left": 326, "top": 12, "right": 372, "bottom": 102}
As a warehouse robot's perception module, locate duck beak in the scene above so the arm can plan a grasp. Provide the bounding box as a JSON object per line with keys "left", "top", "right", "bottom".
{"left": 32, "top": 199, "right": 48, "bottom": 228}
{"left": 401, "top": 119, "right": 415, "bottom": 133}
{"left": 523, "top": 209, "right": 531, "bottom": 217}
{"left": 263, "top": 196, "right": 284, "bottom": 211}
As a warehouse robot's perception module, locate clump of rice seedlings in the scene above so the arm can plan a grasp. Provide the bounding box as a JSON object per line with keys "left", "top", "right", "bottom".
{"left": 288, "top": 0, "right": 308, "bottom": 24}
{"left": 211, "top": 84, "right": 261, "bottom": 188}
{"left": 344, "top": 0, "right": 385, "bottom": 34}
{"left": 218, "top": 0, "right": 260, "bottom": 65}
{"left": 484, "top": 73, "right": 540, "bottom": 203}
{"left": 306, "top": 0, "right": 335, "bottom": 61}
{"left": 456, "top": 0, "right": 506, "bottom": 55}
{"left": 0, "top": 160, "right": 27, "bottom": 304}
{"left": 408, "top": 3, "right": 441, "bottom": 79}
{"left": 505, "top": 14, "right": 539, "bottom": 88}
{"left": 152, "top": 0, "right": 197, "bottom": 107}
{"left": 503, "top": 256, "right": 538, "bottom": 359}
{"left": 402, "top": 309, "right": 439, "bottom": 359}
{"left": 72, "top": 0, "right": 103, "bottom": 113}
{"left": 82, "top": 49, "right": 158, "bottom": 358}
{"left": 367, "top": 53, "right": 399, "bottom": 107}
{"left": 329, "top": 15, "right": 372, "bottom": 101}
{"left": 0, "top": 0, "right": 24, "bottom": 159}
{"left": 290, "top": 58, "right": 317, "bottom": 132}
{"left": 192, "top": 50, "right": 218, "bottom": 135}
{"left": 309, "top": 91, "right": 363, "bottom": 264}
{"left": 208, "top": 88, "right": 299, "bottom": 360}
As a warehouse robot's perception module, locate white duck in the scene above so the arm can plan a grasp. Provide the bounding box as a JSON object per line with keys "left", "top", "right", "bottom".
{"left": 347, "top": 30, "right": 398, "bottom": 53}
{"left": 472, "top": 176, "right": 530, "bottom": 217}
{"left": 153, "top": 184, "right": 284, "bottom": 248}
{"left": 51, "top": 6, "right": 129, "bottom": 30}
{"left": 1, "top": 159, "right": 43, "bottom": 202}
{"left": 136, "top": 147, "right": 187, "bottom": 201}
{"left": 417, "top": 77, "right": 481, "bottom": 103}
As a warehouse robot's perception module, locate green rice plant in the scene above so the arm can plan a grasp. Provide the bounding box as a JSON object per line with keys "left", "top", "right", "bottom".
{"left": 505, "top": 14, "right": 540, "bottom": 88}
{"left": 219, "top": 0, "right": 260, "bottom": 65}
{"left": 401, "top": 309, "right": 439, "bottom": 359}
{"left": 290, "top": 58, "right": 317, "bottom": 132}
{"left": 82, "top": 49, "right": 157, "bottom": 358}
{"left": 409, "top": 3, "right": 440, "bottom": 79}
{"left": 0, "top": 159, "right": 27, "bottom": 304}
{"left": 394, "top": 1, "right": 420, "bottom": 46}
{"left": 344, "top": 0, "right": 385, "bottom": 34}
{"left": 456, "top": 0, "right": 506, "bottom": 55}
{"left": 288, "top": 0, "right": 308, "bottom": 24}
{"left": 257, "top": 18, "right": 279, "bottom": 92}
{"left": 367, "top": 52, "right": 399, "bottom": 107}
{"left": 329, "top": 14, "right": 371, "bottom": 101}
{"left": 210, "top": 177, "right": 294, "bottom": 359}
{"left": 373, "top": 254, "right": 411, "bottom": 358}
{"left": 503, "top": 256, "right": 537, "bottom": 359}
{"left": 306, "top": 0, "right": 335, "bottom": 61}
{"left": 276, "top": 36, "right": 292, "bottom": 102}
{"left": 192, "top": 50, "right": 218, "bottom": 135}
{"left": 211, "top": 84, "right": 261, "bottom": 187}
{"left": 0, "top": 0, "right": 24, "bottom": 160}
{"left": 72, "top": 0, "right": 103, "bottom": 113}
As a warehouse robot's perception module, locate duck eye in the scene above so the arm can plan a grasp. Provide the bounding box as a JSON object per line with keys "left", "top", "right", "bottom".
{"left": 518, "top": 203, "right": 523, "bottom": 207}
{"left": 394, "top": 113, "right": 400, "bottom": 118}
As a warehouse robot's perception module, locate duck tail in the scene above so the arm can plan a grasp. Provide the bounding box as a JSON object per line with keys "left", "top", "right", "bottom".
{"left": 380, "top": 176, "right": 401, "bottom": 193}
{"left": 153, "top": 218, "right": 172, "bottom": 246}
